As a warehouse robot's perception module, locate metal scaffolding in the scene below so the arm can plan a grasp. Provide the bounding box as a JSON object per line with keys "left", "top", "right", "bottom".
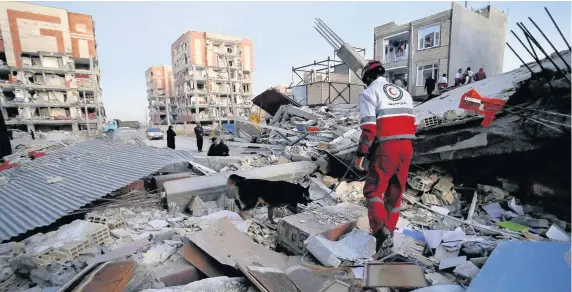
{"left": 290, "top": 52, "right": 366, "bottom": 105}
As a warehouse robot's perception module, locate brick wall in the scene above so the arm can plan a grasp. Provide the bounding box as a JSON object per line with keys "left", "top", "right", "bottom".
{"left": 409, "top": 10, "right": 452, "bottom": 96}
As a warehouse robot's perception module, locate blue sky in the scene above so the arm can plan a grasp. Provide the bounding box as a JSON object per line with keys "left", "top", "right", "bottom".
{"left": 42, "top": 1, "right": 571, "bottom": 122}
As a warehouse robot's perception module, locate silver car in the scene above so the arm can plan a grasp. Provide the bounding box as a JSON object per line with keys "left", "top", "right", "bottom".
{"left": 146, "top": 127, "right": 164, "bottom": 140}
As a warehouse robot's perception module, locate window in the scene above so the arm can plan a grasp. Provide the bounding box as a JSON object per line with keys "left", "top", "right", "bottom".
{"left": 418, "top": 24, "right": 440, "bottom": 50}
{"left": 416, "top": 64, "right": 439, "bottom": 86}
{"left": 227, "top": 47, "right": 232, "bottom": 53}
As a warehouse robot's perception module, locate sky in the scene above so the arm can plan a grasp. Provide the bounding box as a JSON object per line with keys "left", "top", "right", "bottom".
{"left": 42, "top": 1, "right": 571, "bottom": 123}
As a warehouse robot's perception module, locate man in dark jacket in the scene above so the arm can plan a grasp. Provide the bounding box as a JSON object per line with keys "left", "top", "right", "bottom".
{"left": 166, "top": 126, "right": 176, "bottom": 149}
{"left": 424, "top": 76, "right": 436, "bottom": 97}
{"left": 207, "top": 137, "right": 217, "bottom": 156}
{"left": 194, "top": 123, "right": 204, "bottom": 152}
{"left": 215, "top": 139, "right": 230, "bottom": 156}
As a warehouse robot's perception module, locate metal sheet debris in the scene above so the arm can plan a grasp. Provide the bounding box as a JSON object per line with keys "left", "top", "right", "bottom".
{"left": 0, "top": 140, "right": 194, "bottom": 241}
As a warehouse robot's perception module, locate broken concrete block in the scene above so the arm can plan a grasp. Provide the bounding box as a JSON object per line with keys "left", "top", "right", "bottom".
{"left": 469, "top": 257, "right": 488, "bottom": 268}
{"left": 453, "top": 261, "right": 480, "bottom": 279}
{"left": 10, "top": 255, "right": 39, "bottom": 276}
{"left": 277, "top": 203, "right": 367, "bottom": 255}
{"left": 527, "top": 218, "right": 550, "bottom": 228}
{"left": 188, "top": 196, "right": 208, "bottom": 216}
{"left": 111, "top": 228, "right": 130, "bottom": 238}
{"left": 141, "top": 244, "right": 178, "bottom": 267}
{"left": 439, "top": 256, "right": 467, "bottom": 270}
{"left": 153, "top": 229, "right": 175, "bottom": 244}
{"left": 425, "top": 272, "right": 454, "bottom": 285}
{"left": 305, "top": 229, "right": 375, "bottom": 267}
{"left": 148, "top": 220, "right": 169, "bottom": 230}
{"left": 432, "top": 178, "right": 454, "bottom": 201}
{"left": 421, "top": 193, "right": 441, "bottom": 206}
{"left": 363, "top": 262, "right": 427, "bottom": 288}
{"left": 546, "top": 224, "right": 571, "bottom": 242}
{"left": 408, "top": 175, "right": 434, "bottom": 192}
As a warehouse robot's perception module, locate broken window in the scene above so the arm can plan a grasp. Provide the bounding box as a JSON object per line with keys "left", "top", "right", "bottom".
{"left": 3, "top": 91, "right": 15, "bottom": 101}
{"left": 242, "top": 84, "right": 250, "bottom": 93}
{"left": 197, "top": 82, "right": 205, "bottom": 90}
{"left": 418, "top": 24, "right": 440, "bottom": 50}
{"left": 226, "top": 47, "right": 232, "bottom": 53}
{"left": 416, "top": 63, "right": 439, "bottom": 86}
{"left": 0, "top": 72, "right": 8, "bottom": 82}
{"left": 6, "top": 108, "right": 18, "bottom": 118}
{"left": 74, "top": 59, "right": 90, "bottom": 71}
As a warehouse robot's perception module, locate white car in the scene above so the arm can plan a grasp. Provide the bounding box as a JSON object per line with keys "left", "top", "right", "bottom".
{"left": 146, "top": 127, "right": 164, "bottom": 140}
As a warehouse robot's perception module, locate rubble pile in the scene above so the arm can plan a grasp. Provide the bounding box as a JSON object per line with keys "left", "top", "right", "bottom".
{"left": 219, "top": 154, "right": 280, "bottom": 172}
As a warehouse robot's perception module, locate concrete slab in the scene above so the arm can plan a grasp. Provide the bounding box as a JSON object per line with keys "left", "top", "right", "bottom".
{"left": 363, "top": 263, "right": 427, "bottom": 288}
{"left": 277, "top": 202, "right": 367, "bottom": 255}
{"left": 188, "top": 219, "right": 301, "bottom": 270}
{"left": 165, "top": 161, "right": 318, "bottom": 213}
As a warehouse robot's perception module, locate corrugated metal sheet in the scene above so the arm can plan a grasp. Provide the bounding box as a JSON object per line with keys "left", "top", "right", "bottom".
{"left": 0, "top": 139, "right": 194, "bottom": 242}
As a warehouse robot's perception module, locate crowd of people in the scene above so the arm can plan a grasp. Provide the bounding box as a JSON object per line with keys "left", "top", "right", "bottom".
{"left": 423, "top": 67, "right": 488, "bottom": 98}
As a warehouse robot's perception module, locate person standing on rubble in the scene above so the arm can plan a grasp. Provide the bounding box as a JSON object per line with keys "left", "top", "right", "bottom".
{"left": 355, "top": 60, "right": 416, "bottom": 258}
{"left": 166, "top": 125, "right": 176, "bottom": 150}
{"left": 194, "top": 122, "right": 204, "bottom": 152}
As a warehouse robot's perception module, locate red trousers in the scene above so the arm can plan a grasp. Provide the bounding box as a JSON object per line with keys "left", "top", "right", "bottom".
{"left": 363, "top": 139, "right": 413, "bottom": 234}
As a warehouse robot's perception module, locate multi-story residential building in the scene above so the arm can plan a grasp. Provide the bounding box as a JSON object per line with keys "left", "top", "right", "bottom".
{"left": 0, "top": 2, "right": 104, "bottom": 133}
{"left": 146, "top": 65, "right": 173, "bottom": 126}
{"left": 374, "top": 2, "right": 507, "bottom": 96}
{"left": 171, "top": 31, "right": 253, "bottom": 125}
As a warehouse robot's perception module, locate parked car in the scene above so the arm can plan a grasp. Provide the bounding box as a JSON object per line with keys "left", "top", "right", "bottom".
{"left": 145, "top": 127, "right": 164, "bottom": 140}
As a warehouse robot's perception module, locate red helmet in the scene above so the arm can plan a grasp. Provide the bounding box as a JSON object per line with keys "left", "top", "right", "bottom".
{"left": 361, "top": 60, "right": 384, "bottom": 83}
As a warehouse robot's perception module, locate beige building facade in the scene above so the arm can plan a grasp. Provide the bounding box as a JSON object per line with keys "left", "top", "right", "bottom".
{"left": 171, "top": 31, "right": 253, "bottom": 124}
{"left": 146, "top": 65, "right": 173, "bottom": 126}
{"left": 0, "top": 2, "right": 104, "bottom": 132}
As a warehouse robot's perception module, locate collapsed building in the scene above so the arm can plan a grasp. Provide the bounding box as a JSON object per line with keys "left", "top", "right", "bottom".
{"left": 0, "top": 7, "right": 570, "bottom": 292}
{"left": 171, "top": 31, "right": 254, "bottom": 125}
{"left": 0, "top": 2, "right": 106, "bottom": 134}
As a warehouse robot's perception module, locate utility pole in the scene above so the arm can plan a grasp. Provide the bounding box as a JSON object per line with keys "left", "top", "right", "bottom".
{"left": 145, "top": 107, "right": 148, "bottom": 127}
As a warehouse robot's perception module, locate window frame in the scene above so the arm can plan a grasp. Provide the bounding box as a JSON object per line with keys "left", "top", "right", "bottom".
{"left": 416, "top": 63, "right": 439, "bottom": 86}
{"left": 417, "top": 23, "right": 441, "bottom": 50}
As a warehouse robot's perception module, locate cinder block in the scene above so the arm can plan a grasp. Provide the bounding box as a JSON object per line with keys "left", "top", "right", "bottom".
{"left": 277, "top": 203, "right": 367, "bottom": 255}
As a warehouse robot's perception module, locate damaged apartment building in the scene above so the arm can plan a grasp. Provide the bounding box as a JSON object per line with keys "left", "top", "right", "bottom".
{"left": 171, "top": 31, "right": 254, "bottom": 125}
{"left": 146, "top": 65, "right": 174, "bottom": 125}
{"left": 374, "top": 2, "right": 508, "bottom": 96}
{"left": 0, "top": 2, "right": 105, "bottom": 133}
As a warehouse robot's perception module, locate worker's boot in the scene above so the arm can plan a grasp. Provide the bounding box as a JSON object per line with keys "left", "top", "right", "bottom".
{"left": 373, "top": 226, "right": 393, "bottom": 260}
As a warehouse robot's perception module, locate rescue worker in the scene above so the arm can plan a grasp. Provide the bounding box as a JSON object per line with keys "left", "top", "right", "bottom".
{"left": 355, "top": 60, "right": 416, "bottom": 258}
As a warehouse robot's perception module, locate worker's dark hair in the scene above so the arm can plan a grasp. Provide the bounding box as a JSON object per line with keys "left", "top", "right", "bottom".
{"left": 442, "top": 74, "right": 446, "bottom": 77}
{"left": 467, "top": 67, "right": 471, "bottom": 71}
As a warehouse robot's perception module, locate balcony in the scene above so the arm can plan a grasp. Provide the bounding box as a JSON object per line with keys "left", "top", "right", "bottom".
{"left": 384, "top": 51, "right": 408, "bottom": 63}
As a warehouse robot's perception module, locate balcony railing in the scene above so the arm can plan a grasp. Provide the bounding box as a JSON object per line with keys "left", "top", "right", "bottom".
{"left": 384, "top": 52, "right": 408, "bottom": 64}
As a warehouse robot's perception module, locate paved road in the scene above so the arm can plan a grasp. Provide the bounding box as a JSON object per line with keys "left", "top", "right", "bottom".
{"left": 145, "top": 136, "right": 247, "bottom": 157}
